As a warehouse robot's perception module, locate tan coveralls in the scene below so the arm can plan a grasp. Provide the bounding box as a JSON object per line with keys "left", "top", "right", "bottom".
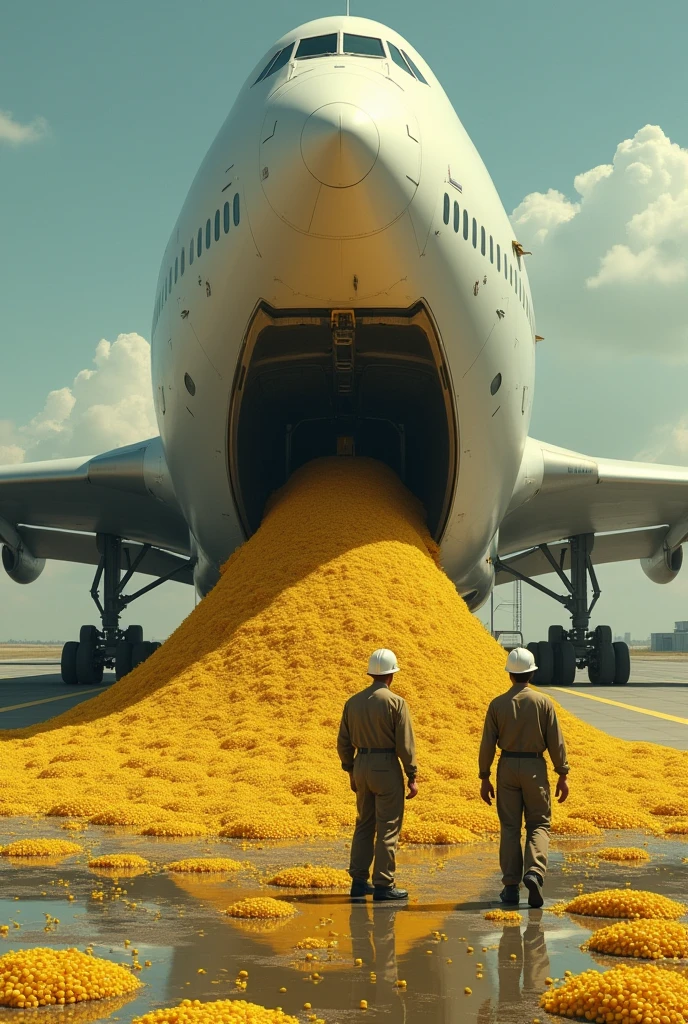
{"left": 478, "top": 684, "right": 569, "bottom": 886}
{"left": 337, "top": 682, "right": 417, "bottom": 888}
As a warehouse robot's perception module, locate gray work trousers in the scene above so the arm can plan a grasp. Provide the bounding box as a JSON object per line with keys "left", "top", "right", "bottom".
{"left": 496, "top": 756, "right": 551, "bottom": 886}
{"left": 349, "top": 752, "right": 405, "bottom": 888}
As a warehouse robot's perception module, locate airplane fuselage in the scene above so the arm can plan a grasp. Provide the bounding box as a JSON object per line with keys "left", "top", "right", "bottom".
{"left": 150, "top": 16, "right": 536, "bottom": 605}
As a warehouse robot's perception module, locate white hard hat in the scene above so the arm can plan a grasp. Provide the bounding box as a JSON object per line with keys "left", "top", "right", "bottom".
{"left": 367, "top": 648, "right": 400, "bottom": 676}
{"left": 505, "top": 647, "right": 537, "bottom": 674}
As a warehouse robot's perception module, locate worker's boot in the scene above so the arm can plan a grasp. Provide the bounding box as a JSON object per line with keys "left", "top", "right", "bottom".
{"left": 373, "top": 886, "right": 408, "bottom": 902}
{"left": 523, "top": 872, "right": 544, "bottom": 908}
{"left": 350, "top": 880, "right": 375, "bottom": 899}
{"left": 499, "top": 884, "right": 520, "bottom": 904}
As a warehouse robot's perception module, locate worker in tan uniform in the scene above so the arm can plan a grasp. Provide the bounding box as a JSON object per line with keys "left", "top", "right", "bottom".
{"left": 337, "top": 648, "right": 418, "bottom": 902}
{"left": 478, "top": 647, "right": 570, "bottom": 908}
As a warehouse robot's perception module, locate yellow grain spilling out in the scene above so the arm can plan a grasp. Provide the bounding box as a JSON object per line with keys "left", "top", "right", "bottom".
{"left": 0, "top": 459, "right": 685, "bottom": 841}
{"left": 483, "top": 910, "right": 522, "bottom": 923}
{"left": 595, "top": 847, "right": 651, "bottom": 862}
{"left": 563, "top": 888, "right": 686, "bottom": 919}
{"left": 267, "top": 866, "right": 350, "bottom": 889}
{"left": 294, "top": 937, "right": 336, "bottom": 950}
{"left": 132, "top": 999, "right": 299, "bottom": 1024}
{"left": 585, "top": 920, "right": 688, "bottom": 960}
{"left": 166, "top": 858, "right": 244, "bottom": 874}
{"left": 87, "top": 854, "right": 150, "bottom": 872}
{"left": 225, "top": 898, "right": 296, "bottom": 920}
{"left": 0, "top": 839, "right": 82, "bottom": 858}
{"left": 540, "top": 964, "right": 688, "bottom": 1022}
{"left": 0, "top": 947, "right": 140, "bottom": 1007}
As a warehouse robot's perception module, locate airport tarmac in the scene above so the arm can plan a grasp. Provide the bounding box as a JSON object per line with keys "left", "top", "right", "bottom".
{"left": 1, "top": 660, "right": 686, "bottom": 747}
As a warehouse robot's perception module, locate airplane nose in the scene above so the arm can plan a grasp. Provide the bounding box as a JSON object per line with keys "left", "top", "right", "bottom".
{"left": 301, "top": 102, "right": 380, "bottom": 187}
{"left": 260, "top": 74, "right": 420, "bottom": 238}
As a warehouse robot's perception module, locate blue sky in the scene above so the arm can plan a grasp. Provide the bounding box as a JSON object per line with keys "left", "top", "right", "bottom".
{"left": 2, "top": 0, "right": 688, "bottom": 640}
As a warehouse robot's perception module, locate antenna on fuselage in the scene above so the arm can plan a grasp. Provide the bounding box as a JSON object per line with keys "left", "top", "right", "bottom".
{"left": 346, "top": 0, "right": 350, "bottom": 14}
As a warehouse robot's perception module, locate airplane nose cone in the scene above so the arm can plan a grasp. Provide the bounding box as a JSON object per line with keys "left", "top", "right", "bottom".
{"left": 301, "top": 102, "right": 379, "bottom": 188}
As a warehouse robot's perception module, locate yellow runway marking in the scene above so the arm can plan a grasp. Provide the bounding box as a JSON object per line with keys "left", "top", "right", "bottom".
{"left": 550, "top": 687, "right": 688, "bottom": 726}
{"left": 0, "top": 687, "right": 108, "bottom": 714}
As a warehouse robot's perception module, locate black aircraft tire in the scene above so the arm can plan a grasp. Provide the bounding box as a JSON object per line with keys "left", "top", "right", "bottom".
{"left": 553, "top": 641, "right": 576, "bottom": 686}
{"left": 595, "top": 624, "right": 613, "bottom": 646}
{"left": 61, "top": 641, "right": 79, "bottom": 685}
{"left": 79, "top": 624, "right": 99, "bottom": 645}
{"left": 115, "top": 642, "right": 134, "bottom": 681}
{"left": 613, "top": 641, "right": 631, "bottom": 685}
{"left": 588, "top": 641, "right": 616, "bottom": 685}
{"left": 548, "top": 625, "right": 565, "bottom": 645}
{"left": 131, "top": 641, "right": 156, "bottom": 668}
{"left": 76, "top": 642, "right": 104, "bottom": 685}
{"left": 535, "top": 641, "right": 554, "bottom": 685}
{"left": 125, "top": 625, "right": 144, "bottom": 644}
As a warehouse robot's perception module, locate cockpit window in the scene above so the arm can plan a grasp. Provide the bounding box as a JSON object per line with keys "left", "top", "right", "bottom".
{"left": 254, "top": 43, "right": 294, "bottom": 84}
{"left": 401, "top": 50, "right": 428, "bottom": 84}
{"left": 295, "top": 33, "right": 338, "bottom": 59}
{"left": 387, "top": 42, "right": 414, "bottom": 76}
{"left": 342, "top": 33, "right": 384, "bottom": 57}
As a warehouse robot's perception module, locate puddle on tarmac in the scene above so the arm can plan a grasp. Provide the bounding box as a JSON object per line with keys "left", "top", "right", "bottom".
{"left": 0, "top": 818, "right": 686, "bottom": 1023}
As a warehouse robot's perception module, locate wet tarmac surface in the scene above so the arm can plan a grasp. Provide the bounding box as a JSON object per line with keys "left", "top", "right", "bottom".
{"left": 0, "top": 818, "right": 686, "bottom": 1023}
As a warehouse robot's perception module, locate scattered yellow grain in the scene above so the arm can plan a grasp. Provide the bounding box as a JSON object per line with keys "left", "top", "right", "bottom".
{"left": 665, "top": 821, "right": 688, "bottom": 835}
{"left": 166, "top": 858, "right": 243, "bottom": 873}
{"left": 88, "top": 854, "right": 150, "bottom": 871}
{"left": 140, "top": 822, "right": 208, "bottom": 837}
{"left": 132, "top": 999, "right": 299, "bottom": 1023}
{"left": 540, "top": 963, "right": 688, "bottom": 1021}
{"left": 268, "top": 866, "right": 350, "bottom": 889}
{"left": 0, "top": 946, "right": 140, "bottom": 1007}
{"left": 484, "top": 910, "right": 523, "bottom": 923}
{"left": 595, "top": 847, "right": 650, "bottom": 862}
{"left": 564, "top": 888, "right": 686, "bottom": 919}
{"left": 0, "top": 839, "right": 82, "bottom": 858}
{"left": 585, "top": 919, "right": 688, "bottom": 960}
{"left": 294, "top": 937, "right": 333, "bottom": 950}
{"left": 225, "top": 898, "right": 295, "bottom": 920}
{"left": 402, "top": 823, "right": 476, "bottom": 845}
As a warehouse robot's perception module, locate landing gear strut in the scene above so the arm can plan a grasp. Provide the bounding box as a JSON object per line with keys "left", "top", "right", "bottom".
{"left": 60, "top": 533, "right": 189, "bottom": 685}
{"left": 494, "top": 534, "right": 631, "bottom": 686}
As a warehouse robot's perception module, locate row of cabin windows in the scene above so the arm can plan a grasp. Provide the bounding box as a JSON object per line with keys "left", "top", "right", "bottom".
{"left": 443, "top": 192, "right": 533, "bottom": 328}
{"left": 153, "top": 193, "right": 240, "bottom": 332}
{"left": 254, "top": 33, "right": 428, "bottom": 85}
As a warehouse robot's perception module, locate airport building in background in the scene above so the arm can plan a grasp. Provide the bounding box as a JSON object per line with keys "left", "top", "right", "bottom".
{"left": 651, "top": 621, "right": 688, "bottom": 652}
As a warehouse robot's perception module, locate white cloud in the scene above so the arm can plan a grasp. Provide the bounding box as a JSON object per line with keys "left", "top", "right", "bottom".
{"left": 636, "top": 416, "right": 688, "bottom": 466}
{"left": 0, "top": 109, "right": 48, "bottom": 145}
{"left": 512, "top": 124, "right": 688, "bottom": 360}
{"left": 1, "top": 333, "right": 157, "bottom": 465}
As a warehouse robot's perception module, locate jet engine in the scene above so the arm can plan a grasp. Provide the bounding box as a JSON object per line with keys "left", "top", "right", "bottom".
{"left": 456, "top": 545, "right": 496, "bottom": 611}
{"left": 0, "top": 517, "right": 46, "bottom": 585}
{"left": 641, "top": 518, "right": 688, "bottom": 584}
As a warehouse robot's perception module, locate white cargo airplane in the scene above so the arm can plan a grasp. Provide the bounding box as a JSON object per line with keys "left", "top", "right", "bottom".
{"left": 2, "top": 15, "right": 688, "bottom": 689}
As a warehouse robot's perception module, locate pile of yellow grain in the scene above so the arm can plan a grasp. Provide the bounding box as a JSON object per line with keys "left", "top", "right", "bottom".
{"left": 0, "top": 947, "right": 140, "bottom": 1008}
{"left": 0, "top": 839, "right": 82, "bottom": 859}
{"left": 0, "top": 458, "right": 685, "bottom": 841}
{"left": 586, "top": 920, "right": 688, "bottom": 959}
{"left": 225, "top": 898, "right": 295, "bottom": 920}
{"left": 563, "top": 888, "right": 686, "bottom": 919}
{"left": 595, "top": 847, "right": 650, "bottom": 862}
{"left": 540, "top": 963, "right": 688, "bottom": 1022}
{"left": 132, "top": 1000, "right": 299, "bottom": 1024}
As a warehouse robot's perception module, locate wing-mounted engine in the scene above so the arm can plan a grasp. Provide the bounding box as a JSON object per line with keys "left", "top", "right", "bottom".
{"left": 641, "top": 517, "right": 688, "bottom": 584}
{"left": 0, "top": 516, "right": 45, "bottom": 584}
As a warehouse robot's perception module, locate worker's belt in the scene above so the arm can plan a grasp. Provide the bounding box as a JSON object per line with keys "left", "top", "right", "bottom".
{"left": 357, "top": 748, "right": 395, "bottom": 754}
{"left": 500, "top": 751, "right": 543, "bottom": 759}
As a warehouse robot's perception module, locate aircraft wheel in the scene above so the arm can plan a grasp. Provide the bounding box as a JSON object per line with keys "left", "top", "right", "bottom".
{"left": 534, "top": 641, "right": 554, "bottom": 685}
{"left": 553, "top": 641, "right": 576, "bottom": 685}
{"left": 131, "top": 640, "right": 157, "bottom": 669}
{"left": 76, "top": 642, "right": 104, "bottom": 685}
{"left": 125, "top": 624, "right": 144, "bottom": 644}
{"left": 115, "top": 642, "right": 134, "bottom": 681}
{"left": 526, "top": 641, "right": 539, "bottom": 665}
{"left": 548, "top": 625, "right": 565, "bottom": 645}
{"left": 594, "top": 624, "right": 613, "bottom": 646}
{"left": 613, "top": 641, "right": 631, "bottom": 685}
{"left": 79, "top": 624, "right": 99, "bottom": 644}
{"left": 61, "top": 641, "right": 79, "bottom": 685}
{"left": 588, "top": 641, "right": 615, "bottom": 685}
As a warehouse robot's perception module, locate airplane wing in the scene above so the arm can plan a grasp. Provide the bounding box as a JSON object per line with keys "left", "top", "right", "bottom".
{"left": 496, "top": 437, "right": 688, "bottom": 585}
{"left": 0, "top": 437, "right": 193, "bottom": 584}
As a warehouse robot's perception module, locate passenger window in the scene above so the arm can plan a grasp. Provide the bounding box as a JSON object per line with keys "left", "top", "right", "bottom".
{"left": 181, "top": 246, "right": 185, "bottom": 276}
{"left": 454, "top": 201, "right": 460, "bottom": 233}
{"left": 387, "top": 41, "right": 414, "bottom": 75}
{"left": 233, "top": 192, "right": 240, "bottom": 226}
{"left": 206, "top": 218, "right": 211, "bottom": 249}
{"left": 175, "top": 257, "right": 178, "bottom": 283}
{"left": 224, "top": 201, "right": 230, "bottom": 234}
{"left": 490, "top": 236, "right": 494, "bottom": 264}
{"left": 197, "top": 228, "right": 202, "bottom": 258}
{"left": 443, "top": 193, "right": 449, "bottom": 225}
{"left": 401, "top": 50, "right": 428, "bottom": 83}
{"left": 463, "top": 209, "right": 469, "bottom": 240}
{"left": 343, "top": 33, "right": 384, "bottom": 56}
{"left": 481, "top": 226, "right": 486, "bottom": 256}
{"left": 295, "top": 33, "right": 338, "bottom": 59}
{"left": 472, "top": 217, "right": 477, "bottom": 248}
{"left": 190, "top": 238, "right": 194, "bottom": 265}
{"left": 215, "top": 209, "right": 220, "bottom": 242}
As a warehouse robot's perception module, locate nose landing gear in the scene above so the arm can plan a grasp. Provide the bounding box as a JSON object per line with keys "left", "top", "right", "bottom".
{"left": 60, "top": 534, "right": 191, "bottom": 685}
{"left": 495, "top": 534, "right": 631, "bottom": 687}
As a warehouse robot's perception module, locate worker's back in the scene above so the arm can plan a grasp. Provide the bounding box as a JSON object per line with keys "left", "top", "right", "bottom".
{"left": 490, "top": 686, "right": 553, "bottom": 751}
{"left": 343, "top": 683, "right": 406, "bottom": 750}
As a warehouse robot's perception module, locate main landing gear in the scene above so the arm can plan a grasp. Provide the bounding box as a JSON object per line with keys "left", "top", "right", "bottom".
{"left": 494, "top": 533, "right": 631, "bottom": 687}
{"left": 60, "top": 534, "right": 181, "bottom": 685}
